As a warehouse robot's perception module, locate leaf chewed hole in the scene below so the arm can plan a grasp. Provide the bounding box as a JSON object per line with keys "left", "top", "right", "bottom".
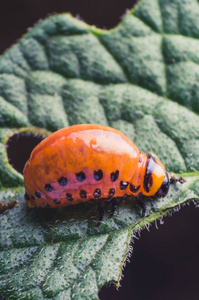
{"left": 6, "top": 132, "right": 45, "bottom": 174}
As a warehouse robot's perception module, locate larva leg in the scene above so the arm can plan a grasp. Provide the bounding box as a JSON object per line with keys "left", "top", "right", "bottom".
{"left": 136, "top": 195, "right": 147, "bottom": 218}
{"left": 97, "top": 201, "right": 104, "bottom": 226}
{"left": 109, "top": 197, "right": 125, "bottom": 218}
{"left": 169, "top": 172, "right": 186, "bottom": 184}
{"left": 110, "top": 198, "right": 118, "bottom": 218}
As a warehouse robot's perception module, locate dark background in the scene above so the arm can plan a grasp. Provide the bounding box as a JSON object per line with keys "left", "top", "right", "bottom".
{"left": 1, "top": 1, "right": 199, "bottom": 299}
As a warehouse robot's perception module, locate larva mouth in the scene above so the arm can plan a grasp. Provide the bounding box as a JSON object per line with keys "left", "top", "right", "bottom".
{"left": 6, "top": 131, "right": 45, "bottom": 174}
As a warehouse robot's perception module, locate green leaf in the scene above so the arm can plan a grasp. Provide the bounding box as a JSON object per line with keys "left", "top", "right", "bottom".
{"left": 1, "top": 0, "right": 199, "bottom": 299}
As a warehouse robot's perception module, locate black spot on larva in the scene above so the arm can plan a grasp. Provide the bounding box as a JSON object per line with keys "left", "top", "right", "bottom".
{"left": 45, "top": 184, "right": 53, "bottom": 192}
{"left": 66, "top": 193, "right": 73, "bottom": 201}
{"left": 108, "top": 188, "right": 115, "bottom": 197}
{"left": 44, "top": 202, "right": 51, "bottom": 207}
{"left": 58, "top": 177, "right": 68, "bottom": 186}
{"left": 53, "top": 198, "right": 61, "bottom": 205}
{"left": 120, "top": 181, "right": 129, "bottom": 190}
{"left": 93, "top": 188, "right": 101, "bottom": 198}
{"left": 110, "top": 170, "right": 119, "bottom": 182}
{"left": 130, "top": 184, "right": 140, "bottom": 193}
{"left": 35, "top": 191, "right": 41, "bottom": 198}
{"left": 31, "top": 195, "right": 35, "bottom": 200}
{"left": 80, "top": 189, "right": 87, "bottom": 198}
{"left": 76, "top": 171, "right": 86, "bottom": 182}
{"left": 25, "top": 192, "right": 30, "bottom": 201}
{"left": 144, "top": 173, "right": 153, "bottom": 193}
{"left": 94, "top": 169, "right": 103, "bottom": 181}
{"left": 144, "top": 154, "right": 156, "bottom": 193}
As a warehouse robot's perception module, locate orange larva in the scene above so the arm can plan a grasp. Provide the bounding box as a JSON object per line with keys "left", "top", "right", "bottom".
{"left": 23, "top": 124, "right": 169, "bottom": 212}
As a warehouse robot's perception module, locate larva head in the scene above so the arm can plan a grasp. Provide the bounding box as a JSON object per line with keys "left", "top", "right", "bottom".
{"left": 141, "top": 154, "right": 170, "bottom": 198}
